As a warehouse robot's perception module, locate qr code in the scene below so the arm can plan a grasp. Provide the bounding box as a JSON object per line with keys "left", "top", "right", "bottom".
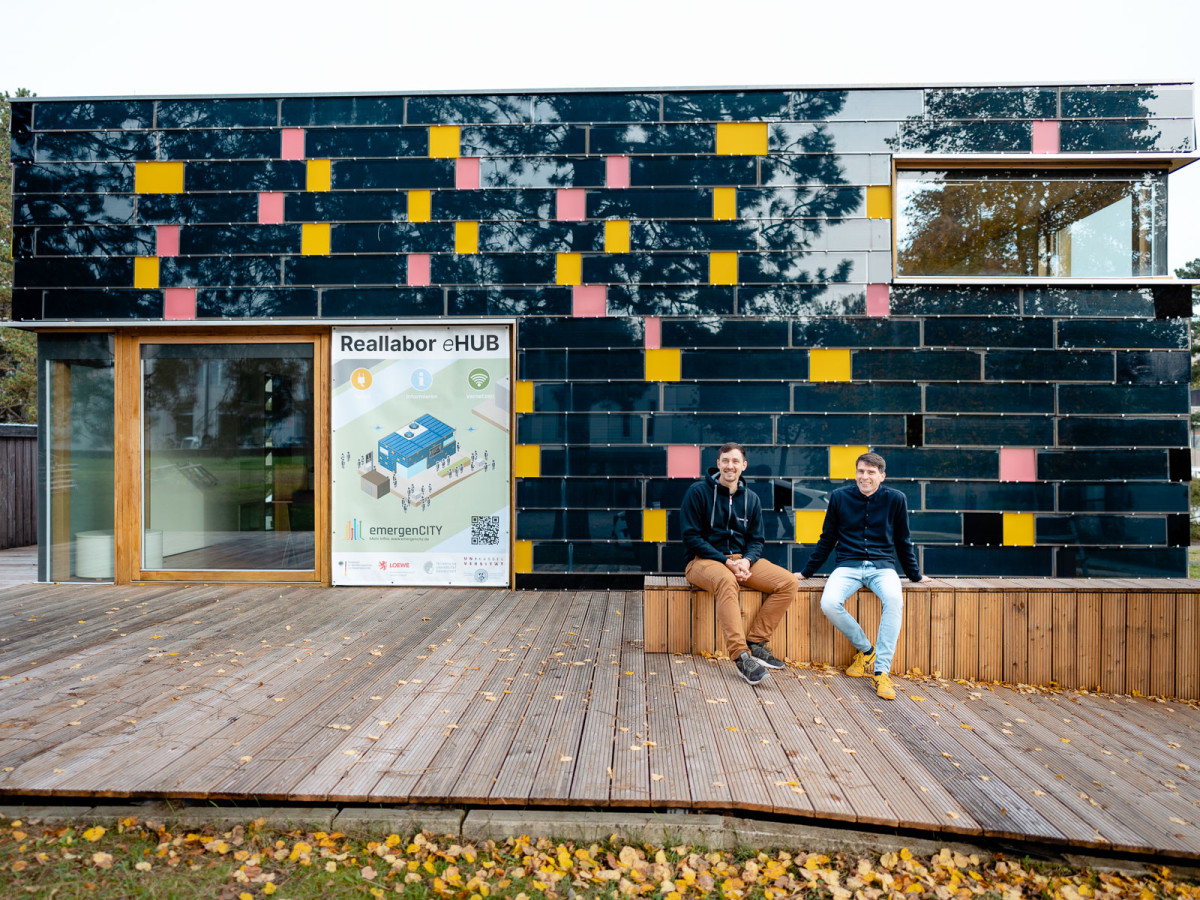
{"left": 471, "top": 515, "right": 501, "bottom": 546}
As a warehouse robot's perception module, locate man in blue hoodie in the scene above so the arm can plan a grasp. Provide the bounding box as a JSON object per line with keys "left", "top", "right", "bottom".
{"left": 681, "top": 442, "right": 798, "bottom": 686}
{"left": 798, "top": 452, "right": 933, "bottom": 700}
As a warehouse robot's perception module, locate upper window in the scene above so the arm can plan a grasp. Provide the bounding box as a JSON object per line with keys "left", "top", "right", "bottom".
{"left": 895, "top": 168, "right": 1167, "bottom": 278}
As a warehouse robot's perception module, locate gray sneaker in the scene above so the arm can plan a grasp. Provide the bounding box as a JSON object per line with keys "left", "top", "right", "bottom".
{"left": 748, "top": 641, "right": 785, "bottom": 669}
{"left": 735, "top": 651, "right": 769, "bottom": 685}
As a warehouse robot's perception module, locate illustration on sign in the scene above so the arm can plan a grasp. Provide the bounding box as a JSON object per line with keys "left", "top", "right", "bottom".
{"left": 331, "top": 325, "right": 510, "bottom": 586}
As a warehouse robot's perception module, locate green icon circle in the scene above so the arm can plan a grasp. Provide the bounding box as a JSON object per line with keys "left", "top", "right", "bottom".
{"left": 468, "top": 368, "right": 490, "bottom": 390}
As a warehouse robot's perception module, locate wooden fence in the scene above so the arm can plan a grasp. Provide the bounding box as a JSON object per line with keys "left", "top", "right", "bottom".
{"left": 644, "top": 576, "right": 1200, "bottom": 701}
{"left": 0, "top": 424, "right": 37, "bottom": 550}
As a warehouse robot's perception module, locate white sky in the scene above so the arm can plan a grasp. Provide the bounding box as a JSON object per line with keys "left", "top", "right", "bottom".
{"left": 5, "top": 0, "right": 1200, "bottom": 270}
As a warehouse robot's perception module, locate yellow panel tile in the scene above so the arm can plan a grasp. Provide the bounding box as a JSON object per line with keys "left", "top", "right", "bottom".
{"left": 795, "top": 509, "right": 826, "bottom": 544}
{"left": 709, "top": 251, "right": 737, "bottom": 285}
{"left": 556, "top": 252, "right": 582, "bottom": 286}
{"left": 301, "top": 222, "right": 330, "bottom": 256}
{"left": 429, "top": 125, "right": 460, "bottom": 159}
{"left": 645, "top": 348, "right": 681, "bottom": 382}
{"left": 514, "top": 444, "right": 541, "bottom": 478}
{"left": 605, "top": 219, "right": 630, "bottom": 254}
{"left": 514, "top": 540, "right": 533, "bottom": 574}
{"left": 455, "top": 221, "right": 479, "bottom": 254}
{"left": 830, "top": 445, "right": 869, "bottom": 479}
{"left": 1003, "top": 512, "right": 1035, "bottom": 547}
{"left": 133, "top": 257, "right": 159, "bottom": 289}
{"left": 643, "top": 509, "right": 667, "bottom": 544}
{"left": 866, "top": 185, "right": 892, "bottom": 219}
{"left": 408, "top": 190, "right": 431, "bottom": 223}
{"left": 716, "top": 122, "right": 768, "bottom": 155}
{"left": 809, "top": 348, "right": 851, "bottom": 382}
{"left": 307, "top": 159, "right": 332, "bottom": 192}
{"left": 713, "top": 187, "right": 737, "bottom": 220}
{"left": 134, "top": 161, "right": 184, "bottom": 194}
{"left": 514, "top": 380, "right": 535, "bottom": 414}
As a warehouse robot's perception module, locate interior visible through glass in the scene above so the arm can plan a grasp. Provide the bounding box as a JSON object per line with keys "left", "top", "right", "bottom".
{"left": 41, "top": 337, "right": 116, "bottom": 582}
{"left": 141, "top": 342, "right": 314, "bottom": 571}
{"left": 896, "top": 170, "right": 1166, "bottom": 277}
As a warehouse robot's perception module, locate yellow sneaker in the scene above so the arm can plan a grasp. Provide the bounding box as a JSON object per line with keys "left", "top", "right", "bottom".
{"left": 872, "top": 672, "right": 896, "bottom": 701}
{"left": 846, "top": 648, "right": 876, "bottom": 678}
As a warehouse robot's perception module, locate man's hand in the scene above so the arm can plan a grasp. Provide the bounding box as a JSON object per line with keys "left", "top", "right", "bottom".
{"left": 918, "top": 576, "right": 934, "bottom": 583}
{"left": 726, "top": 557, "right": 751, "bottom": 582}
{"left": 795, "top": 572, "right": 807, "bottom": 580}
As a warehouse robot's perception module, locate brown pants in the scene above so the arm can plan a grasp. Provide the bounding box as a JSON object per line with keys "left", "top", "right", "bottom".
{"left": 684, "top": 556, "right": 798, "bottom": 659}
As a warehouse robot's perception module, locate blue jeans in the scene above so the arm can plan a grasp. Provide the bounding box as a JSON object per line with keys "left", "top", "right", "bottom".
{"left": 819, "top": 561, "right": 904, "bottom": 675}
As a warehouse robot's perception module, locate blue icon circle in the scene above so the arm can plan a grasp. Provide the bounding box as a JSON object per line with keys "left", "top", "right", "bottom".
{"left": 411, "top": 368, "right": 432, "bottom": 390}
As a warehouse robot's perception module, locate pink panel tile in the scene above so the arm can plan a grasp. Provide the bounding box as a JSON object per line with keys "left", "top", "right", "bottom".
{"left": 572, "top": 285, "right": 607, "bottom": 317}
{"left": 556, "top": 188, "right": 586, "bottom": 221}
{"left": 644, "top": 316, "right": 661, "bottom": 349}
{"left": 999, "top": 447, "right": 1037, "bottom": 483}
{"left": 164, "top": 288, "right": 197, "bottom": 321}
{"left": 407, "top": 253, "right": 431, "bottom": 287}
{"left": 1032, "top": 120, "right": 1060, "bottom": 154}
{"left": 281, "top": 128, "right": 305, "bottom": 160}
{"left": 606, "top": 156, "right": 630, "bottom": 188}
{"left": 866, "top": 283, "right": 890, "bottom": 317}
{"left": 155, "top": 225, "right": 180, "bottom": 257}
{"left": 258, "top": 192, "right": 285, "bottom": 225}
{"left": 667, "top": 445, "right": 701, "bottom": 479}
{"left": 456, "top": 156, "right": 480, "bottom": 190}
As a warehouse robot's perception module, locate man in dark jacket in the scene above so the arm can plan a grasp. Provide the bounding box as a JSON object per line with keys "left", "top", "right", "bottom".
{"left": 682, "top": 442, "right": 798, "bottom": 686}
{"left": 798, "top": 452, "right": 932, "bottom": 700}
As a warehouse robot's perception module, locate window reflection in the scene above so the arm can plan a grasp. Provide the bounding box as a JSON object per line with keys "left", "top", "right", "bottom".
{"left": 142, "top": 343, "right": 314, "bottom": 571}
{"left": 896, "top": 170, "right": 1166, "bottom": 277}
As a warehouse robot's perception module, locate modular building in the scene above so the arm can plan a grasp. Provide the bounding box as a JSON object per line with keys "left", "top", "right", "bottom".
{"left": 6, "top": 83, "right": 1196, "bottom": 586}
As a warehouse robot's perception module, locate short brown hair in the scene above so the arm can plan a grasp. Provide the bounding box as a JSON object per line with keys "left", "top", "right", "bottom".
{"left": 718, "top": 442, "right": 747, "bottom": 460}
{"left": 856, "top": 452, "right": 886, "bottom": 473}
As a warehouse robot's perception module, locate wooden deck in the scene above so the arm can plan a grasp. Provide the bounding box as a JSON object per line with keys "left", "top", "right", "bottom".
{"left": 646, "top": 575, "right": 1200, "bottom": 700}
{"left": 2, "top": 582, "right": 1199, "bottom": 860}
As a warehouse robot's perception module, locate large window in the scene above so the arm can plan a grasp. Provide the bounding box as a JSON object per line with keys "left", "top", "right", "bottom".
{"left": 141, "top": 342, "right": 315, "bottom": 572}
{"left": 896, "top": 169, "right": 1167, "bottom": 278}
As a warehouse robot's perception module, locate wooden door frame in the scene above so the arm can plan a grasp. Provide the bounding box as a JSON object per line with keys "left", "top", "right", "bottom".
{"left": 113, "top": 328, "right": 330, "bottom": 584}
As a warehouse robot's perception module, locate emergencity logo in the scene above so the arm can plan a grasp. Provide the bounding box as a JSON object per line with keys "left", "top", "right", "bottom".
{"left": 346, "top": 518, "right": 364, "bottom": 540}
{"left": 350, "top": 368, "right": 372, "bottom": 390}
{"left": 467, "top": 368, "right": 490, "bottom": 390}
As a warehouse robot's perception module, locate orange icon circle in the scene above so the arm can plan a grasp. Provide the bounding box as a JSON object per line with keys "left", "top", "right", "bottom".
{"left": 350, "top": 368, "right": 373, "bottom": 390}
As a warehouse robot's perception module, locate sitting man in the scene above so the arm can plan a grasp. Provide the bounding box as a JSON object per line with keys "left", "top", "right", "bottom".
{"left": 798, "top": 452, "right": 933, "bottom": 700}
{"left": 681, "top": 442, "right": 798, "bottom": 685}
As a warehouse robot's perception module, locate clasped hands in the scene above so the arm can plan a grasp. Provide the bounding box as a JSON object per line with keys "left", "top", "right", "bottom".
{"left": 725, "top": 556, "right": 752, "bottom": 583}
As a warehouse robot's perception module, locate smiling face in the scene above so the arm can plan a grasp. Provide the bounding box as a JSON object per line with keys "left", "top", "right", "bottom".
{"left": 716, "top": 448, "right": 747, "bottom": 490}
{"left": 856, "top": 461, "right": 885, "bottom": 496}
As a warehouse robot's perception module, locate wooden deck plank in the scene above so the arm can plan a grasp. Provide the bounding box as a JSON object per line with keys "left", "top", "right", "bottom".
{"left": 1177, "top": 594, "right": 1200, "bottom": 701}
{"left": 643, "top": 653, "right": 696, "bottom": 807}
{"left": 427, "top": 593, "right": 580, "bottom": 805}
{"left": 1149, "top": 593, "right": 1176, "bottom": 700}
{"left": 955, "top": 682, "right": 1195, "bottom": 854}
{"left": 566, "top": 594, "right": 627, "bottom": 803}
{"left": 1076, "top": 591, "right": 1102, "bottom": 692}
{"left": 304, "top": 590, "right": 525, "bottom": 802}
{"left": 610, "top": 595, "right": 651, "bottom": 806}
{"left": 773, "top": 670, "right": 901, "bottom": 828}
{"left": 979, "top": 592, "right": 1003, "bottom": 682}
{"left": 922, "top": 682, "right": 1135, "bottom": 848}
{"left": 405, "top": 593, "right": 562, "bottom": 803}
{"left": 1125, "top": 593, "right": 1151, "bottom": 698}
{"left": 1026, "top": 590, "right": 1053, "bottom": 688}
{"left": 953, "top": 589, "right": 980, "bottom": 681}
{"left": 807, "top": 673, "right": 971, "bottom": 833}
{"left": 489, "top": 591, "right": 595, "bottom": 804}
{"left": 929, "top": 588, "right": 955, "bottom": 679}
{"left": 668, "top": 658, "right": 733, "bottom": 810}
{"left": 905, "top": 589, "right": 931, "bottom": 676}
{"left": 1100, "top": 593, "right": 1127, "bottom": 695}
{"left": 1051, "top": 592, "right": 1078, "bottom": 690}
{"left": 1003, "top": 591, "right": 1029, "bottom": 685}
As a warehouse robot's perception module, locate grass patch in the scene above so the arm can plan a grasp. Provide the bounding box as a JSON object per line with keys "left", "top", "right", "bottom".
{"left": 1, "top": 813, "right": 1197, "bottom": 899}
